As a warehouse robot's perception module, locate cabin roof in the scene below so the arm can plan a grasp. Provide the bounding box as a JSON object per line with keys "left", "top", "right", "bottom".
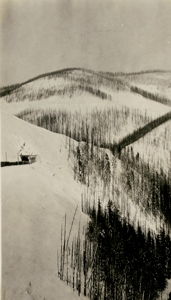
{"left": 21, "top": 154, "right": 37, "bottom": 157}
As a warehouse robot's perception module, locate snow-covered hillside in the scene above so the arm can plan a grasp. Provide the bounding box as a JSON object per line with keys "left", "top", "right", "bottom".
{"left": 117, "top": 71, "right": 171, "bottom": 101}
{"left": 1, "top": 69, "right": 171, "bottom": 300}
{"left": 1, "top": 111, "right": 88, "bottom": 300}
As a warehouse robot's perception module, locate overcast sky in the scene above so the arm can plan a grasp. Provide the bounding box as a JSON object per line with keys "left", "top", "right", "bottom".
{"left": 0, "top": 0, "right": 171, "bottom": 86}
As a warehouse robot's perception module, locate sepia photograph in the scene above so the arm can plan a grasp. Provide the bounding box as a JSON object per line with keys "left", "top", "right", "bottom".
{"left": 0, "top": 0, "right": 171, "bottom": 299}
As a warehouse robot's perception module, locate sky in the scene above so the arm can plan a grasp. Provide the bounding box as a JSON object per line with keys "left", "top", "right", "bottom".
{"left": 0, "top": 0, "right": 171, "bottom": 86}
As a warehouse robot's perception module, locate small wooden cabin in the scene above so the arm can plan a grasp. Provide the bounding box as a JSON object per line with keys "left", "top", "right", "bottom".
{"left": 20, "top": 154, "right": 37, "bottom": 164}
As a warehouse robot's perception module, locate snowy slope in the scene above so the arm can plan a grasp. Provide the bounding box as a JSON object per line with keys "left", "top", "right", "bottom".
{"left": 1, "top": 111, "right": 88, "bottom": 300}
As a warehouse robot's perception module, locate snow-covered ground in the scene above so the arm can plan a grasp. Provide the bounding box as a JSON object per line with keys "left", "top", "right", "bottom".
{"left": 1, "top": 110, "right": 88, "bottom": 300}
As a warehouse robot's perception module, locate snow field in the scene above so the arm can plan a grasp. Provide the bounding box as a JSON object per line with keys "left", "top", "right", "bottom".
{"left": 1, "top": 111, "right": 88, "bottom": 300}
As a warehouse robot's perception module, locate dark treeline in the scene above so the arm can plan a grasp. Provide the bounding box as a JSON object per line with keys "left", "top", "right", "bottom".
{"left": 81, "top": 86, "right": 111, "bottom": 100}
{"left": 103, "top": 70, "right": 171, "bottom": 77}
{"left": 0, "top": 83, "right": 22, "bottom": 97}
{"left": 130, "top": 86, "right": 171, "bottom": 106}
{"left": 1, "top": 67, "right": 126, "bottom": 100}
{"left": 0, "top": 68, "right": 80, "bottom": 97}
{"left": 59, "top": 200, "right": 171, "bottom": 300}
{"left": 120, "top": 146, "right": 171, "bottom": 225}
{"left": 21, "top": 67, "right": 79, "bottom": 84}
{"left": 117, "top": 111, "right": 171, "bottom": 152}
